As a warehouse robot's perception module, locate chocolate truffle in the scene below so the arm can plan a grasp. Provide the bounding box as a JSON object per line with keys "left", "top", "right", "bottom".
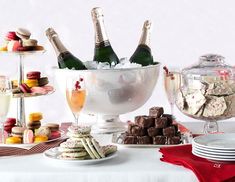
{"left": 127, "top": 123, "right": 146, "bottom": 136}
{"left": 163, "top": 126, "right": 176, "bottom": 137}
{"left": 153, "top": 136, "right": 167, "bottom": 145}
{"left": 149, "top": 107, "right": 164, "bottom": 118}
{"left": 137, "top": 136, "right": 152, "bottom": 144}
{"left": 167, "top": 136, "right": 181, "bottom": 145}
{"left": 124, "top": 136, "right": 137, "bottom": 144}
{"left": 147, "top": 127, "right": 162, "bottom": 137}
{"left": 135, "top": 115, "right": 155, "bottom": 128}
{"left": 155, "top": 117, "right": 168, "bottom": 128}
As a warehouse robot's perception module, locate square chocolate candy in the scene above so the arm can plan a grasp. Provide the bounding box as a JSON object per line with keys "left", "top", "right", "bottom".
{"left": 167, "top": 136, "right": 181, "bottom": 145}
{"left": 162, "top": 114, "right": 173, "bottom": 125}
{"left": 163, "top": 126, "right": 176, "bottom": 137}
{"left": 127, "top": 123, "right": 146, "bottom": 136}
{"left": 124, "top": 136, "right": 137, "bottom": 144}
{"left": 153, "top": 136, "right": 167, "bottom": 145}
{"left": 137, "top": 136, "right": 152, "bottom": 144}
{"left": 135, "top": 115, "right": 155, "bottom": 128}
{"left": 155, "top": 117, "right": 168, "bottom": 128}
{"left": 147, "top": 127, "right": 163, "bottom": 137}
{"left": 149, "top": 107, "right": 164, "bottom": 118}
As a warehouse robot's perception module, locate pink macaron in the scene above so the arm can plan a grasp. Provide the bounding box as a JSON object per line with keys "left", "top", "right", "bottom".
{"left": 23, "top": 129, "right": 34, "bottom": 144}
{"left": 49, "top": 131, "right": 61, "bottom": 140}
{"left": 31, "top": 87, "right": 48, "bottom": 95}
{"left": 7, "top": 40, "right": 21, "bottom": 51}
{"left": 5, "top": 32, "right": 19, "bottom": 41}
{"left": 27, "top": 71, "right": 41, "bottom": 80}
{"left": 4, "top": 118, "right": 16, "bottom": 133}
{"left": 42, "top": 85, "right": 54, "bottom": 92}
{"left": 19, "top": 83, "right": 31, "bottom": 93}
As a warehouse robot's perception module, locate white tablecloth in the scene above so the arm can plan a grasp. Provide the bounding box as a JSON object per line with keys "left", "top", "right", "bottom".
{"left": 0, "top": 121, "right": 234, "bottom": 182}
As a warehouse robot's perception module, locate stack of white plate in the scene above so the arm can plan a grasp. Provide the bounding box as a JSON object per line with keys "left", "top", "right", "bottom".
{"left": 192, "top": 133, "right": 235, "bottom": 161}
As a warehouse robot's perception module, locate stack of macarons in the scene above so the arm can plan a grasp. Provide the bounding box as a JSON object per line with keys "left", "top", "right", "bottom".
{"left": 0, "top": 28, "right": 44, "bottom": 52}
{"left": 58, "top": 125, "right": 117, "bottom": 160}
{"left": 27, "top": 112, "right": 42, "bottom": 130}
{"left": 13, "top": 71, "right": 53, "bottom": 95}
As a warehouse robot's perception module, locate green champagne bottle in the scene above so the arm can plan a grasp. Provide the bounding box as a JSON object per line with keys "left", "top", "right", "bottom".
{"left": 130, "top": 20, "right": 154, "bottom": 66}
{"left": 45, "top": 28, "right": 87, "bottom": 70}
{"left": 91, "top": 7, "right": 119, "bottom": 66}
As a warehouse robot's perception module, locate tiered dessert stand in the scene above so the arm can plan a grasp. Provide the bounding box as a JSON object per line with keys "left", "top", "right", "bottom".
{"left": 1, "top": 50, "right": 54, "bottom": 127}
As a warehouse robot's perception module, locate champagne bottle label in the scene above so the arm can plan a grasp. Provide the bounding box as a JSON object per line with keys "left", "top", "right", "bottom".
{"left": 139, "top": 20, "right": 152, "bottom": 47}
{"left": 91, "top": 7, "right": 110, "bottom": 46}
{"left": 45, "top": 28, "right": 68, "bottom": 56}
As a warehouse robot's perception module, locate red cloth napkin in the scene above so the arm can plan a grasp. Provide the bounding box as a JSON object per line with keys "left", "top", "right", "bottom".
{"left": 159, "top": 144, "right": 235, "bottom": 182}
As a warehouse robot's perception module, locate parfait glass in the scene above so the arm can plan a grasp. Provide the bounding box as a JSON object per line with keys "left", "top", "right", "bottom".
{"left": 0, "top": 76, "right": 12, "bottom": 143}
{"left": 163, "top": 67, "right": 181, "bottom": 119}
{"left": 66, "top": 76, "right": 86, "bottom": 126}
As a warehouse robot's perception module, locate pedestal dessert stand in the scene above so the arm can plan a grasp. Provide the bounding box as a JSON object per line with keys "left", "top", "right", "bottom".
{"left": 53, "top": 64, "right": 160, "bottom": 134}
{"left": 0, "top": 50, "right": 54, "bottom": 127}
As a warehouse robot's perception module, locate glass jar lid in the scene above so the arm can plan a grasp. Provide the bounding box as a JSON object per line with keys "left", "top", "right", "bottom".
{"left": 182, "top": 54, "right": 234, "bottom": 81}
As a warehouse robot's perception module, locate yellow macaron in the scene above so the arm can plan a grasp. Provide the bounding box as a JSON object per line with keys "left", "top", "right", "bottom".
{"left": 34, "top": 135, "right": 48, "bottom": 143}
{"left": 29, "top": 112, "right": 43, "bottom": 122}
{"left": 25, "top": 79, "right": 38, "bottom": 88}
{"left": 6, "top": 137, "right": 22, "bottom": 144}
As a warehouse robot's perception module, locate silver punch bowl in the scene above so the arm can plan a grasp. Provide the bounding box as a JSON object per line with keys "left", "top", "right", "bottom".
{"left": 54, "top": 64, "right": 160, "bottom": 133}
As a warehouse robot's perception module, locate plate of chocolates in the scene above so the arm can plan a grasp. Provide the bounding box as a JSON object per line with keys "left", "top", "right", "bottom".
{"left": 112, "top": 107, "right": 191, "bottom": 148}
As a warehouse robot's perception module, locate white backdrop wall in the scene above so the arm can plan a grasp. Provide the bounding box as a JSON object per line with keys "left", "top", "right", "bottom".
{"left": 0, "top": 0, "right": 234, "bottom": 131}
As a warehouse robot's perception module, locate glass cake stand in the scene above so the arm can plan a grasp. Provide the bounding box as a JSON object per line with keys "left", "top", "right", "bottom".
{"left": 0, "top": 50, "right": 54, "bottom": 127}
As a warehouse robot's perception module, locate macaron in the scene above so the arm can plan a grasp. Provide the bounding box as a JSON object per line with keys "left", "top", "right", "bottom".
{"left": 27, "top": 120, "right": 41, "bottom": 130}
{"left": 34, "top": 135, "right": 48, "bottom": 143}
{"left": 42, "top": 85, "right": 54, "bottom": 92}
{"left": 31, "top": 87, "right": 48, "bottom": 95}
{"left": 6, "top": 136, "right": 22, "bottom": 144}
{"left": 34, "top": 45, "right": 44, "bottom": 51}
{"left": 50, "top": 131, "right": 61, "bottom": 140}
{"left": 25, "top": 79, "right": 38, "bottom": 88}
{"left": 44, "top": 123, "right": 60, "bottom": 132}
{"left": 0, "top": 46, "right": 7, "bottom": 51}
{"left": 26, "top": 71, "right": 41, "bottom": 80}
{"left": 35, "top": 126, "right": 51, "bottom": 138}
{"left": 16, "top": 28, "right": 31, "bottom": 40}
{"left": 11, "top": 127, "right": 25, "bottom": 138}
{"left": 23, "top": 129, "right": 34, "bottom": 144}
{"left": 5, "top": 32, "right": 19, "bottom": 41}
{"left": 11, "top": 80, "right": 18, "bottom": 89}
{"left": 19, "top": 83, "right": 31, "bottom": 93}
{"left": 17, "top": 46, "right": 33, "bottom": 51}
{"left": 22, "top": 39, "right": 37, "bottom": 47}
{"left": 4, "top": 118, "right": 16, "bottom": 133}
{"left": 38, "top": 77, "right": 49, "bottom": 86}
{"left": 7, "top": 40, "right": 21, "bottom": 51}
{"left": 29, "top": 112, "right": 43, "bottom": 122}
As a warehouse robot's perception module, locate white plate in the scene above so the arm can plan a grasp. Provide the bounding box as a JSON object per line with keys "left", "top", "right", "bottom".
{"left": 193, "top": 133, "right": 235, "bottom": 150}
{"left": 193, "top": 144, "right": 235, "bottom": 154}
{"left": 112, "top": 132, "right": 192, "bottom": 148}
{"left": 192, "top": 150, "right": 235, "bottom": 162}
{"left": 43, "top": 147, "right": 118, "bottom": 165}
{"left": 0, "top": 130, "right": 65, "bottom": 149}
{"left": 193, "top": 148, "right": 235, "bottom": 158}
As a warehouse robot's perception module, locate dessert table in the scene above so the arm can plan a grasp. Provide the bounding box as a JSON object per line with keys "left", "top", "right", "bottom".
{"left": 0, "top": 121, "right": 235, "bottom": 182}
